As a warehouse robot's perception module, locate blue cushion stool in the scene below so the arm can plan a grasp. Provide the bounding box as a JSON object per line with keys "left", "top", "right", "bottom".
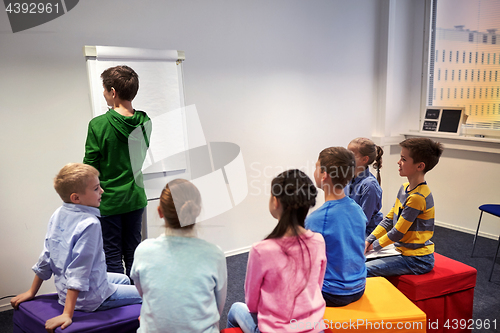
{"left": 471, "top": 204, "right": 500, "bottom": 281}
{"left": 13, "top": 293, "right": 141, "bottom": 333}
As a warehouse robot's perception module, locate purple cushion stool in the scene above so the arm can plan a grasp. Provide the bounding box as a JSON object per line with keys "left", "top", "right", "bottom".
{"left": 13, "top": 293, "right": 141, "bottom": 333}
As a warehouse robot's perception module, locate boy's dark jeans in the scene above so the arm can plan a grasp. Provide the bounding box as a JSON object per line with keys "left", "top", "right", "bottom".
{"left": 99, "top": 208, "right": 144, "bottom": 278}
{"left": 322, "top": 288, "right": 365, "bottom": 307}
{"left": 366, "top": 253, "right": 435, "bottom": 277}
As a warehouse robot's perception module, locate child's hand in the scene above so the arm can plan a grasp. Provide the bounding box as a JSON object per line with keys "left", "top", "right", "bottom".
{"left": 10, "top": 291, "right": 35, "bottom": 309}
{"left": 45, "top": 314, "right": 73, "bottom": 332}
{"left": 364, "top": 241, "right": 373, "bottom": 254}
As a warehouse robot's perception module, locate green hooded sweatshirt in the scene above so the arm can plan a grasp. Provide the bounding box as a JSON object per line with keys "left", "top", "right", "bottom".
{"left": 84, "top": 109, "right": 151, "bottom": 216}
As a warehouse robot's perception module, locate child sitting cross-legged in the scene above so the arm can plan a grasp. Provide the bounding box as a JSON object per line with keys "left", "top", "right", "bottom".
{"left": 365, "top": 138, "right": 444, "bottom": 277}
{"left": 10, "top": 163, "right": 142, "bottom": 332}
{"left": 306, "top": 147, "right": 367, "bottom": 307}
{"left": 227, "top": 169, "right": 327, "bottom": 333}
{"left": 345, "top": 137, "right": 384, "bottom": 236}
{"left": 131, "top": 179, "right": 227, "bottom": 333}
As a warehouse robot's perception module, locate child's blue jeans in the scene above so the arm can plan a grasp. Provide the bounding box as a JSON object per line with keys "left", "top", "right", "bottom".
{"left": 227, "top": 302, "right": 325, "bottom": 333}
{"left": 366, "top": 253, "right": 434, "bottom": 277}
{"left": 227, "top": 302, "right": 260, "bottom": 333}
{"left": 96, "top": 273, "right": 142, "bottom": 311}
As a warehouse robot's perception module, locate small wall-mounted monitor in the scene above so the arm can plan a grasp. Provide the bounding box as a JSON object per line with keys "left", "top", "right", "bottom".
{"left": 421, "top": 107, "right": 466, "bottom": 135}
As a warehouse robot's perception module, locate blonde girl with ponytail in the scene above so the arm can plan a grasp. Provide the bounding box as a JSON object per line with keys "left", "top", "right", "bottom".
{"left": 131, "top": 179, "right": 227, "bottom": 333}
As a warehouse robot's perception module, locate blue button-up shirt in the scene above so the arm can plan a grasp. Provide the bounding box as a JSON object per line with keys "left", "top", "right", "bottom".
{"left": 32, "top": 203, "right": 116, "bottom": 311}
{"left": 344, "top": 167, "right": 383, "bottom": 235}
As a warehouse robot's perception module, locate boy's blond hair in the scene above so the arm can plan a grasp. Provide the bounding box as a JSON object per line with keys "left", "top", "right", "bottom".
{"left": 54, "top": 163, "right": 99, "bottom": 203}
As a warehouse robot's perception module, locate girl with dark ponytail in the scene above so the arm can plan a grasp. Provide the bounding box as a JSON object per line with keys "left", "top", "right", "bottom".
{"left": 345, "top": 138, "right": 384, "bottom": 236}
{"left": 227, "top": 170, "right": 327, "bottom": 333}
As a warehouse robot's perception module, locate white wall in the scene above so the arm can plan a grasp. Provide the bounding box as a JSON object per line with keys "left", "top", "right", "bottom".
{"left": 429, "top": 147, "right": 500, "bottom": 238}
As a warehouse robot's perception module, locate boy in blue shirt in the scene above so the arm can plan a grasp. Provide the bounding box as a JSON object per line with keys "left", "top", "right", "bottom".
{"left": 306, "top": 147, "right": 367, "bottom": 307}
{"left": 11, "top": 163, "right": 141, "bottom": 332}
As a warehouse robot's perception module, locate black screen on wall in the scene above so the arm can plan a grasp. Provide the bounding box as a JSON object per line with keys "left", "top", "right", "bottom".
{"left": 438, "top": 109, "right": 462, "bottom": 133}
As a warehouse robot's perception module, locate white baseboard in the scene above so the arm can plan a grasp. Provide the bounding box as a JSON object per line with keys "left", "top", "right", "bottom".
{"left": 224, "top": 245, "right": 251, "bottom": 257}
{"left": 0, "top": 303, "right": 12, "bottom": 312}
{"left": 223, "top": 222, "right": 498, "bottom": 258}
{"left": 435, "top": 220, "right": 498, "bottom": 240}
{"left": 222, "top": 222, "right": 499, "bottom": 257}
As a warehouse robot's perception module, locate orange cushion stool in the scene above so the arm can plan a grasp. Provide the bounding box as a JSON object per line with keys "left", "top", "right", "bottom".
{"left": 323, "top": 277, "right": 426, "bottom": 333}
{"left": 220, "top": 328, "right": 243, "bottom": 333}
{"left": 387, "top": 253, "right": 477, "bottom": 333}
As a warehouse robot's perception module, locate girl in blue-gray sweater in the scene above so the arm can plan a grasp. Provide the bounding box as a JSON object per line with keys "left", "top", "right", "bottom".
{"left": 131, "top": 179, "right": 227, "bottom": 333}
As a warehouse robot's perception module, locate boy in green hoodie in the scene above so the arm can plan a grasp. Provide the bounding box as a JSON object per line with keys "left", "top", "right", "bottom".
{"left": 84, "top": 65, "right": 151, "bottom": 278}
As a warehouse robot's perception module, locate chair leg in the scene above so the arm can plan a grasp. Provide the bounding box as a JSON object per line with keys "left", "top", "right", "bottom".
{"left": 471, "top": 211, "right": 484, "bottom": 257}
{"left": 488, "top": 234, "right": 500, "bottom": 282}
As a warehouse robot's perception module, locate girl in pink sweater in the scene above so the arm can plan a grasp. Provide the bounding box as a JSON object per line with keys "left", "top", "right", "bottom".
{"left": 227, "top": 169, "right": 327, "bottom": 333}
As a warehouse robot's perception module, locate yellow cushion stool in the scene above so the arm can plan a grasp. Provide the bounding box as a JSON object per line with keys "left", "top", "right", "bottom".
{"left": 323, "top": 277, "right": 427, "bottom": 333}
